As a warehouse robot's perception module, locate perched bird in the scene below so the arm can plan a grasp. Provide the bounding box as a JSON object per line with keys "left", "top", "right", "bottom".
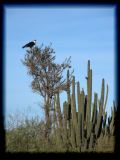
{"left": 22, "top": 40, "right": 36, "bottom": 49}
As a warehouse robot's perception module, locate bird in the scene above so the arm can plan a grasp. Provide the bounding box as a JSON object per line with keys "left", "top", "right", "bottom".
{"left": 22, "top": 40, "right": 36, "bottom": 49}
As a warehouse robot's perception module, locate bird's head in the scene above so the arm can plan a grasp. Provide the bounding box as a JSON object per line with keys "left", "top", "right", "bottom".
{"left": 33, "top": 40, "right": 36, "bottom": 44}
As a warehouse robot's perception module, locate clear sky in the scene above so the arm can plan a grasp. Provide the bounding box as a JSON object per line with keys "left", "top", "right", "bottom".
{"left": 4, "top": 5, "right": 116, "bottom": 125}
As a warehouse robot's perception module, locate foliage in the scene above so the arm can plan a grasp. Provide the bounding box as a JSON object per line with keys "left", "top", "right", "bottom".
{"left": 6, "top": 60, "right": 116, "bottom": 152}
{"left": 22, "top": 44, "right": 74, "bottom": 140}
{"left": 22, "top": 44, "right": 73, "bottom": 99}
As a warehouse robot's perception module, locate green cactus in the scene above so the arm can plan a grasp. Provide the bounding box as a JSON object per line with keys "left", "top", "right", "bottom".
{"left": 89, "top": 132, "right": 95, "bottom": 150}
{"left": 51, "top": 60, "right": 115, "bottom": 152}
{"left": 56, "top": 93, "right": 63, "bottom": 130}
{"left": 76, "top": 81, "right": 81, "bottom": 149}
{"left": 92, "top": 93, "right": 98, "bottom": 131}
{"left": 70, "top": 94, "right": 77, "bottom": 148}
{"left": 63, "top": 101, "right": 67, "bottom": 128}
{"left": 95, "top": 79, "right": 105, "bottom": 138}
{"left": 103, "top": 112, "right": 107, "bottom": 134}
{"left": 70, "top": 120, "right": 76, "bottom": 149}
{"left": 80, "top": 90, "right": 85, "bottom": 143}
{"left": 109, "top": 101, "right": 116, "bottom": 135}
{"left": 103, "top": 84, "right": 109, "bottom": 115}
{"left": 100, "top": 78, "right": 105, "bottom": 111}
{"left": 55, "top": 93, "right": 64, "bottom": 146}
{"left": 71, "top": 76, "right": 78, "bottom": 139}
{"left": 63, "top": 101, "right": 68, "bottom": 148}
{"left": 67, "top": 70, "right": 71, "bottom": 105}
{"left": 53, "top": 95, "right": 62, "bottom": 147}
{"left": 86, "top": 60, "right": 92, "bottom": 139}
{"left": 66, "top": 70, "right": 71, "bottom": 138}
{"left": 67, "top": 70, "right": 71, "bottom": 120}
{"left": 77, "top": 81, "right": 81, "bottom": 114}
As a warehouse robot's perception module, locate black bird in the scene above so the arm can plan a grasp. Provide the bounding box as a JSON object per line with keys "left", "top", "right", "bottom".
{"left": 22, "top": 40, "right": 36, "bottom": 49}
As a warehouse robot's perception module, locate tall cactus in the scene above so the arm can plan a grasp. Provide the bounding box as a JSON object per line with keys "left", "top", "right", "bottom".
{"left": 70, "top": 94, "right": 77, "bottom": 148}
{"left": 102, "top": 112, "right": 107, "bottom": 135}
{"left": 67, "top": 70, "right": 71, "bottom": 106}
{"left": 53, "top": 95, "right": 58, "bottom": 135}
{"left": 100, "top": 78, "right": 105, "bottom": 111}
{"left": 76, "top": 81, "right": 81, "bottom": 149}
{"left": 109, "top": 101, "right": 116, "bottom": 135}
{"left": 80, "top": 89, "right": 85, "bottom": 143}
{"left": 51, "top": 60, "right": 115, "bottom": 152}
{"left": 56, "top": 93, "right": 63, "bottom": 130}
{"left": 70, "top": 120, "right": 76, "bottom": 149}
{"left": 66, "top": 70, "right": 71, "bottom": 139}
{"left": 95, "top": 79, "right": 105, "bottom": 138}
{"left": 53, "top": 94, "right": 62, "bottom": 147}
{"left": 92, "top": 93, "right": 98, "bottom": 131}
{"left": 63, "top": 101, "right": 68, "bottom": 148}
{"left": 71, "top": 76, "right": 78, "bottom": 137}
{"left": 103, "top": 84, "right": 109, "bottom": 115}
{"left": 86, "top": 60, "right": 92, "bottom": 139}
{"left": 55, "top": 93, "right": 64, "bottom": 146}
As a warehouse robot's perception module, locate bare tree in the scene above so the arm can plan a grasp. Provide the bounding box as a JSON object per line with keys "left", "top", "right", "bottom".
{"left": 22, "top": 43, "right": 73, "bottom": 140}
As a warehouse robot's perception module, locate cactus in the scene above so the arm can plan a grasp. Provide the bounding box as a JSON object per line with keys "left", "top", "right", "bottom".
{"left": 92, "top": 93, "right": 98, "bottom": 132}
{"left": 77, "top": 81, "right": 81, "bottom": 114}
{"left": 103, "top": 84, "right": 109, "bottom": 115}
{"left": 95, "top": 79, "right": 105, "bottom": 138}
{"left": 55, "top": 93, "right": 64, "bottom": 146}
{"left": 76, "top": 81, "right": 81, "bottom": 149}
{"left": 66, "top": 70, "right": 71, "bottom": 138}
{"left": 70, "top": 93, "right": 77, "bottom": 148}
{"left": 51, "top": 60, "right": 115, "bottom": 152}
{"left": 63, "top": 101, "right": 68, "bottom": 130}
{"left": 86, "top": 60, "right": 92, "bottom": 139}
{"left": 63, "top": 101, "right": 68, "bottom": 148}
{"left": 67, "top": 70, "right": 71, "bottom": 106}
{"left": 67, "top": 70, "right": 71, "bottom": 121}
{"left": 102, "top": 112, "right": 107, "bottom": 135}
{"left": 89, "top": 132, "right": 95, "bottom": 150}
{"left": 71, "top": 76, "right": 78, "bottom": 141}
{"left": 110, "top": 101, "right": 116, "bottom": 135}
{"left": 70, "top": 120, "right": 76, "bottom": 149}
{"left": 56, "top": 93, "right": 63, "bottom": 130}
{"left": 80, "top": 90, "right": 85, "bottom": 143}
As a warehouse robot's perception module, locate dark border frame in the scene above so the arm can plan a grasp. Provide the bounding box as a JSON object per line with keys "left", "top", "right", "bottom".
{"left": 0, "top": 1, "right": 119, "bottom": 158}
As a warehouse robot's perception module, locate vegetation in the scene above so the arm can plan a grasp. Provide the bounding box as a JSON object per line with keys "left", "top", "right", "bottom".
{"left": 6, "top": 44, "right": 116, "bottom": 152}
{"left": 22, "top": 44, "right": 73, "bottom": 140}
{"left": 51, "top": 60, "right": 116, "bottom": 152}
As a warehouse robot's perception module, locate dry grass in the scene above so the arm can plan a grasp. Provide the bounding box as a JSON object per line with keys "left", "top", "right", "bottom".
{"left": 6, "top": 112, "right": 115, "bottom": 153}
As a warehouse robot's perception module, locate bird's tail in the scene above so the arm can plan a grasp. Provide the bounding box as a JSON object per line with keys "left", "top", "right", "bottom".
{"left": 22, "top": 45, "right": 25, "bottom": 48}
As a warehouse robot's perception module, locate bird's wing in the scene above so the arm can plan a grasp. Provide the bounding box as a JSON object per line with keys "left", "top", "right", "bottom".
{"left": 22, "top": 42, "right": 31, "bottom": 48}
{"left": 22, "top": 41, "right": 35, "bottom": 48}
{"left": 22, "top": 44, "right": 27, "bottom": 48}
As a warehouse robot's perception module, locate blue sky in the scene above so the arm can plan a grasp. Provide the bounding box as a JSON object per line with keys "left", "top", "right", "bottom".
{"left": 5, "top": 5, "right": 116, "bottom": 124}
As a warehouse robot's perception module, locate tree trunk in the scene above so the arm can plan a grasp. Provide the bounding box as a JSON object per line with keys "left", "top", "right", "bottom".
{"left": 44, "top": 96, "right": 51, "bottom": 142}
